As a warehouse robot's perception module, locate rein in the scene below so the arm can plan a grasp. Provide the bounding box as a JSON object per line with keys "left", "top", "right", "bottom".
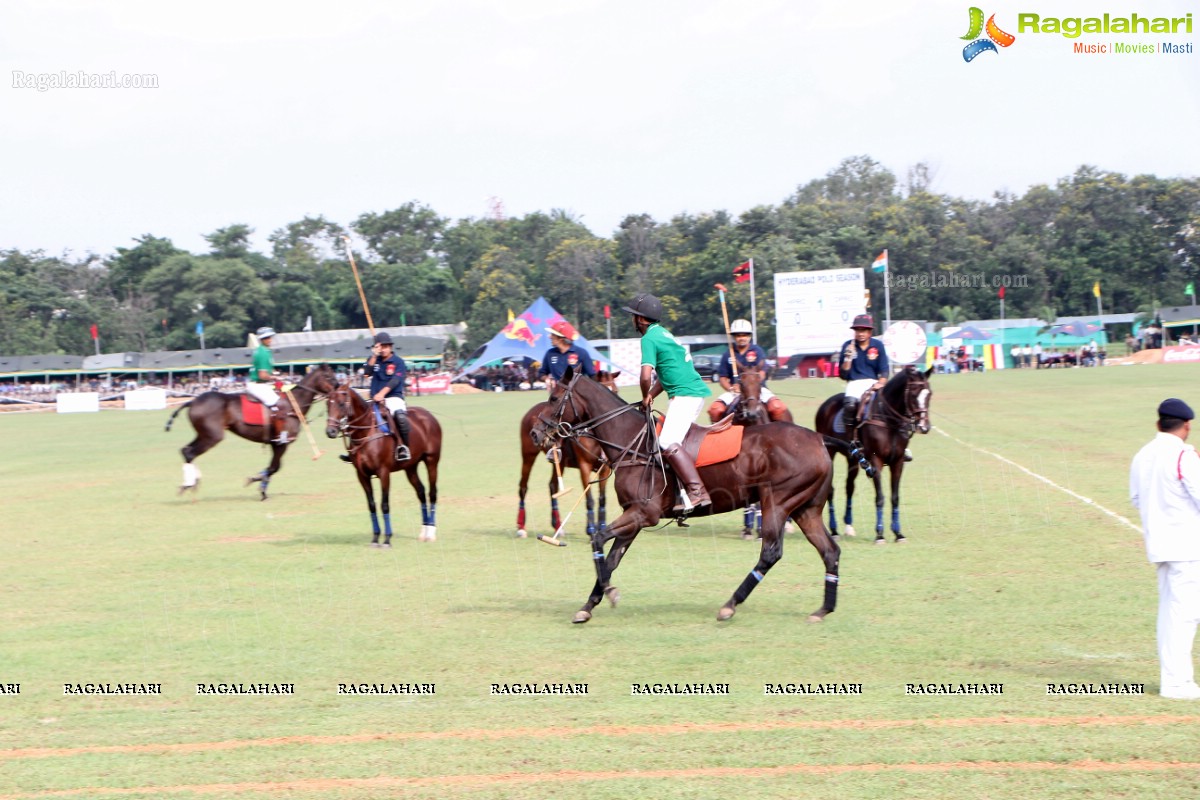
{"left": 863, "top": 373, "right": 927, "bottom": 439}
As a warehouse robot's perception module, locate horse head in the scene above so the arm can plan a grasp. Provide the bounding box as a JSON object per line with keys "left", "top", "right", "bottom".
{"left": 305, "top": 363, "right": 339, "bottom": 396}
{"left": 734, "top": 365, "right": 768, "bottom": 426}
{"left": 530, "top": 366, "right": 629, "bottom": 451}
{"left": 324, "top": 383, "right": 361, "bottom": 439}
{"left": 901, "top": 366, "right": 933, "bottom": 434}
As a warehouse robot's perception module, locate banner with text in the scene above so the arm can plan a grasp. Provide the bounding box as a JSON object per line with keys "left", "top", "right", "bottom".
{"left": 774, "top": 268, "right": 866, "bottom": 359}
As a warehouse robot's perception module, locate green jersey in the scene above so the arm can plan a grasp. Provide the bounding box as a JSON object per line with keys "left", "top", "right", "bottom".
{"left": 640, "top": 323, "right": 710, "bottom": 398}
{"left": 252, "top": 344, "right": 274, "bottom": 381}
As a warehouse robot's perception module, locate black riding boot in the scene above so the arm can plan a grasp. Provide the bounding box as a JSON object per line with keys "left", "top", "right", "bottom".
{"left": 393, "top": 411, "right": 411, "bottom": 462}
{"left": 842, "top": 396, "right": 859, "bottom": 443}
{"left": 663, "top": 444, "right": 711, "bottom": 512}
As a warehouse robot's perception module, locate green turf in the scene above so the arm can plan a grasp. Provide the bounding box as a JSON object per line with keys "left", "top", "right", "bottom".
{"left": 1, "top": 365, "right": 1198, "bottom": 797}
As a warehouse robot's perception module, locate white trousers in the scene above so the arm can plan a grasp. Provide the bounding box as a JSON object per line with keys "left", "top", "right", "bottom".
{"left": 844, "top": 379, "right": 876, "bottom": 401}
{"left": 659, "top": 395, "right": 705, "bottom": 448}
{"left": 1157, "top": 560, "right": 1200, "bottom": 690}
{"left": 716, "top": 386, "right": 776, "bottom": 406}
{"left": 381, "top": 396, "right": 407, "bottom": 414}
{"left": 246, "top": 382, "right": 278, "bottom": 407}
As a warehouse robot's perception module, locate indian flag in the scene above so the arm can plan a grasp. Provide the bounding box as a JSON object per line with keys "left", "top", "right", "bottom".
{"left": 871, "top": 250, "right": 888, "bottom": 273}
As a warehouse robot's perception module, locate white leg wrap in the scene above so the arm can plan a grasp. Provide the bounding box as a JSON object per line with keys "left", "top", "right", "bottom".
{"left": 182, "top": 462, "right": 200, "bottom": 487}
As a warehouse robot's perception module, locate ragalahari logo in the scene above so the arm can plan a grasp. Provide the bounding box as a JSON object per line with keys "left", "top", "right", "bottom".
{"left": 500, "top": 309, "right": 541, "bottom": 347}
{"left": 961, "top": 7, "right": 1016, "bottom": 61}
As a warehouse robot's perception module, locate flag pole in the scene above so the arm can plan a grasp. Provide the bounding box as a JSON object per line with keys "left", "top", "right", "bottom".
{"left": 883, "top": 253, "right": 892, "bottom": 332}
{"left": 749, "top": 258, "right": 758, "bottom": 344}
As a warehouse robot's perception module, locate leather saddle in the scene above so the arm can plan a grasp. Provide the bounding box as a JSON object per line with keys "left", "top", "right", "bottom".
{"left": 656, "top": 413, "right": 743, "bottom": 467}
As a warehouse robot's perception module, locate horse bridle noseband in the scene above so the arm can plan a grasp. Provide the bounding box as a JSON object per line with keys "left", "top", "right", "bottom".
{"left": 864, "top": 372, "right": 929, "bottom": 439}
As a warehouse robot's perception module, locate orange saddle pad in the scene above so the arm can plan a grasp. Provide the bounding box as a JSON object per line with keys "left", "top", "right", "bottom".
{"left": 655, "top": 420, "right": 744, "bottom": 467}
{"left": 241, "top": 394, "right": 266, "bottom": 426}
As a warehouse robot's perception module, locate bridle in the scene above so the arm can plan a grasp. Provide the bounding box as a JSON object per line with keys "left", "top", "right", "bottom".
{"left": 327, "top": 384, "right": 392, "bottom": 452}
{"left": 863, "top": 368, "right": 931, "bottom": 439}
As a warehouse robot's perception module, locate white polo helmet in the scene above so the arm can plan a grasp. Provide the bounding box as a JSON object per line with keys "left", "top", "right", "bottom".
{"left": 256, "top": 326, "right": 277, "bottom": 339}
{"left": 730, "top": 319, "right": 753, "bottom": 334}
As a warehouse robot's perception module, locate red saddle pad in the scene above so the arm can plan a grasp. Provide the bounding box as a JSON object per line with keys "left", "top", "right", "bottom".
{"left": 241, "top": 394, "right": 266, "bottom": 426}
{"left": 655, "top": 420, "right": 744, "bottom": 467}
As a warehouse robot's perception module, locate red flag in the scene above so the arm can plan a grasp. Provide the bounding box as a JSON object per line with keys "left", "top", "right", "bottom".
{"left": 90, "top": 324, "right": 99, "bottom": 340}
{"left": 998, "top": 285, "right": 1005, "bottom": 300}
{"left": 604, "top": 305, "right": 611, "bottom": 319}
{"left": 733, "top": 261, "right": 751, "bottom": 284}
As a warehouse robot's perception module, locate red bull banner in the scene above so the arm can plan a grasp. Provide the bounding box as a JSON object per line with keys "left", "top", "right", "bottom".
{"left": 1163, "top": 345, "right": 1200, "bottom": 364}
{"left": 409, "top": 373, "right": 453, "bottom": 394}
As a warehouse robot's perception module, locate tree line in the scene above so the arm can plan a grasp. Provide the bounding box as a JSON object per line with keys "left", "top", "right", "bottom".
{"left": 3, "top": 156, "right": 1197, "bottom": 357}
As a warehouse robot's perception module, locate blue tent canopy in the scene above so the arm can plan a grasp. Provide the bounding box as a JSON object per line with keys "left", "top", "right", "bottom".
{"left": 456, "top": 297, "right": 617, "bottom": 377}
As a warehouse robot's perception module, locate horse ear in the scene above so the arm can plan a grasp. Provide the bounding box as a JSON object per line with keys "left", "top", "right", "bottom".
{"left": 562, "top": 364, "right": 575, "bottom": 383}
{"left": 612, "top": 371, "right": 620, "bottom": 380}
{"left": 923, "top": 366, "right": 934, "bottom": 379}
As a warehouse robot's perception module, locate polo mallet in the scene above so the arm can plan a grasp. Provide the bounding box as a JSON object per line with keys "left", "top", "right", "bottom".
{"left": 714, "top": 283, "right": 740, "bottom": 381}
{"left": 550, "top": 444, "right": 572, "bottom": 498}
{"left": 284, "top": 387, "right": 323, "bottom": 460}
{"left": 537, "top": 483, "right": 588, "bottom": 547}
{"left": 342, "top": 236, "right": 376, "bottom": 336}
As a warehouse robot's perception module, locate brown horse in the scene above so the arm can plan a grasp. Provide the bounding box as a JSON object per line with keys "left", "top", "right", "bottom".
{"left": 728, "top": 364, "right": 791, "bottom": 539}
{"left": 325, "top": 384, "right": 442, "bottom": 546}
{"left": 165, "top": 364, "right": 338, "bottom": 500}
{"left": 517, "top": 371, "right": 619, "bottom": 539}
{"left": 814, "top": 366, "right": 932, "bottom": 543}
{"left": 530, "top": 367, "right": 839, "bottom": 624}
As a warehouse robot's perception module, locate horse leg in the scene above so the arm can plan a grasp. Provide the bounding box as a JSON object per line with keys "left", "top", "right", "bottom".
{"left": 549, "top": 475, "right": 562, "bottom": 532}
{"left": 720, "top": 493, "right": 787, "bottom": 621}
{"left": 742, "top": 503, "right": 757, "bottom": 540}
{"left": 403, "top": 466, "right": 433, "bottom": 542}
{"left": 890, "top": 459, "right": 906, "bottom": 543}
{"left": 792, "top": 503, "right": 841, "bottom": 622}
{"left": 574, "top": 511, "right": 645, "bottom": 624}
{"left": 357, "top": 470, "right": 381, "bottom": 546}
{"left": 379, "top": 470, "right": 394, "bottom": 547}
{"left": 597, "top": 465, "right": 609, "bottom": 533}
{"left": 254, "top": 444, "right": 285, "bottom": 501}
{"left": 843, "top": 461, "right": 858, "bottom": 537}
{"left": 179, "top": 435, "right": 218, "bottom": 496}
{"left": 423, "top": 450, "right": 439, "bottom": 541}
{"left": 583, "top": 465, "right": 597, "bottom": 535}
{"left": 871, "top": 460, "right": 885, "bottom": 543}
{"left": 517, "top": 446, "right": 535, "bottom": 538}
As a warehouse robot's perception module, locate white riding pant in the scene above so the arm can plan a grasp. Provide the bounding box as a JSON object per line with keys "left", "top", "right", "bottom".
{"left": 246, "top": 382, "right": 279, "bottom": 407}
{"left": 716, "top": 386, "right": 776, "bottom": 406}
{"left": 381, "top": 396, "right": 407, "bottom": 414}
{"left": 844, "top": 379, "right": 877, "bottom": 402}
{"left": 659, "top": 395, "right": 705, "bottom": 449}
{"left": 1157, "top": 560, "right": 1200, "bottom": 691}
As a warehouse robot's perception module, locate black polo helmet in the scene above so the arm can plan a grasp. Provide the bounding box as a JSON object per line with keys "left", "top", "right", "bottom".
{"left": 372, "top": 331, "right": 394, "bottom": 347}
{"left": 622, "top": 293, "right": 663, "bottom": 322}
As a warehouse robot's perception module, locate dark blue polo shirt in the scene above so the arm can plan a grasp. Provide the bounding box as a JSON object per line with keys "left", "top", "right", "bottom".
{"left": 839, "top": 337, "right": 889, "bottom": 380}
{"left": 717, "top": 344, "right": 769, "bottom": 385}
{"left": 538, "top": 346, "right": 596, "bottom": 380}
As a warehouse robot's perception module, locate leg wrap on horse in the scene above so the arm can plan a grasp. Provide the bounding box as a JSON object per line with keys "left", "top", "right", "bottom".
{"left": 707, "top": 401, "right": 728, "bottom": 424}
{"left": 663, "top": 444, "right": 711, "bottom": 511}
{"left": 823, "top": 573, "right": 839, "bottom": 611}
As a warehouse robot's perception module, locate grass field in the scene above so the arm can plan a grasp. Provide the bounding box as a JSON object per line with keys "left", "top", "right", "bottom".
{"left": 2, "top": 364, "right": 1199, "bottom": 798}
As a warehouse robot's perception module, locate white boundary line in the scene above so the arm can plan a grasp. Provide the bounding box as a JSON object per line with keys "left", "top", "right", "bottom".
{"left": 934, "top": 427, "right": 1143, "bottom": 534}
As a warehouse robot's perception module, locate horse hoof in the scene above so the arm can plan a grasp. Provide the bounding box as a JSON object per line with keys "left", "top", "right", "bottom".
{"left": 382, "top": 542, "right": 392, "bottom": 549}
{"left": 573, "top": 610, "right": 592, "bottom": 624}
{"left": 844, "top": 526, "right": 856, "bottom": 537}
{"left": 604, "top": 586, "right": 620, "bottom": 608}
{"left": 894, "top": 536, "right": 907, "bottom": 544}
{"left": 874, "top": 537, "right": 886, "bottom": 545}
{"left": 517, "top": 529, "right": 528, "bottom": 539}
{"left": 419, "top": 526, "right": 437, "bottom": 542}
{"left": 717, "top": 604, "right": 736, "bottom": 621}
{"left": 370, "top": 542, "right": 381, "bottom": 548}
{"left": 807, "top": 612, "right": 826, "bottom": 623}
{"left": 741, "top": 530, "right": 755, "bottom": 541}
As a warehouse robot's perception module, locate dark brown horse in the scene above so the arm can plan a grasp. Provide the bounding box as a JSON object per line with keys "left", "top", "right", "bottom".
{"left": 530, "top": 367, "right": 839, "bottom": 624}
{"left": 325, "top": 384, "right": 442, "bottom": 546}
{"left": 814, "top": 366, "right": 933, "bottom": 543}
{"left": 517, "top": 371, "right": 619, "bottom": 539}
{"left": 165, "top": 364, "right": 338, "bottom": 500}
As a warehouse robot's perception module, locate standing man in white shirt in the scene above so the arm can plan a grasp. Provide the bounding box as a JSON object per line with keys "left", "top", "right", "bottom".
{"left": 1130, "top": 398, "right": 1200, "bottom": 699}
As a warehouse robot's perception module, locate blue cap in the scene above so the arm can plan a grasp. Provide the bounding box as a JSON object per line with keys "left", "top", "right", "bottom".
{"left": 1158, "top": 398, "right": 1194, "bottom": 420}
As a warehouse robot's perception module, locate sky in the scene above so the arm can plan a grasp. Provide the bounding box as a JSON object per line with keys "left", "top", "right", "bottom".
{"left": 3, "top": 0, "right": 1198, "bottom": 258}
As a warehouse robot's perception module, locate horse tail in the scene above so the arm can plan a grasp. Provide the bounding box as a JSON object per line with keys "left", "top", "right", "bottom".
{"left": 165, "top": 401, "right": 193, "bottom": 432}
{"left": 821, "top": 435, "right": 851, "bottom": 456}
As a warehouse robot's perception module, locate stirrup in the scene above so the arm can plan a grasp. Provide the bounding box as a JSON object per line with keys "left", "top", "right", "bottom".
{"left": 339, "top": 453, "right": 353, "bottom": 463}
{"left": 396, "top": 444, "right": 411, "bottom": 461}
